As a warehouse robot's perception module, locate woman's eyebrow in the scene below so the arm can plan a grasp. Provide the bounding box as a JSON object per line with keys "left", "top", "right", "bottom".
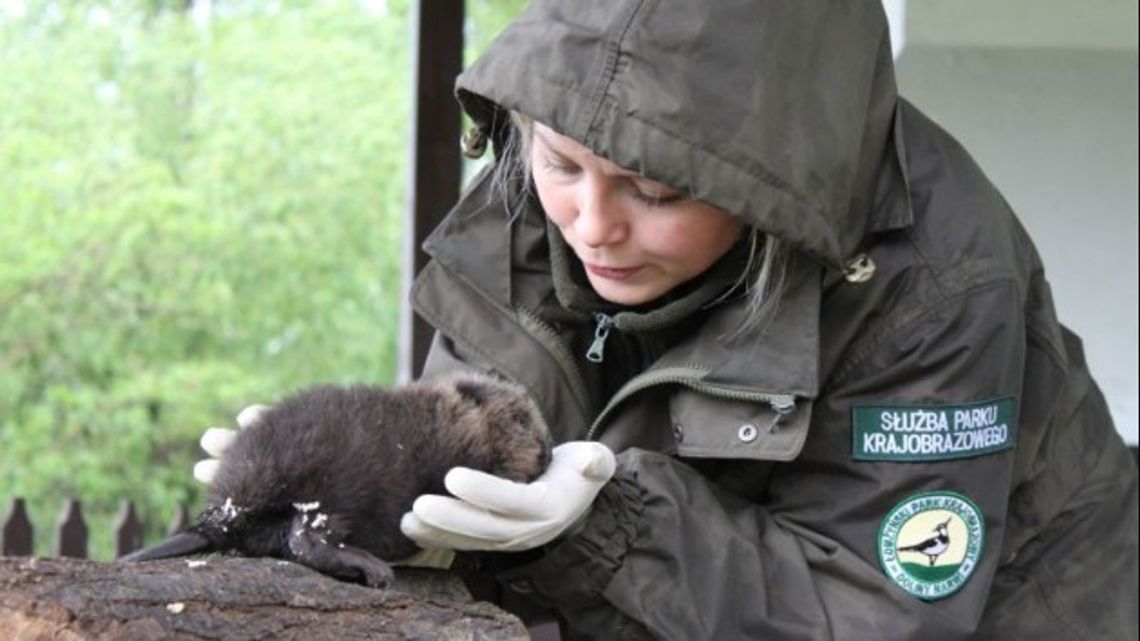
{"left": 533, "top": 128, "right": 650, "bottom": 180}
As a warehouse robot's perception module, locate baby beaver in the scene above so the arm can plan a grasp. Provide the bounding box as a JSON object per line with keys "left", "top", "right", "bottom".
{"left": 121, "top": 372, "right": 552, "bottom": 589}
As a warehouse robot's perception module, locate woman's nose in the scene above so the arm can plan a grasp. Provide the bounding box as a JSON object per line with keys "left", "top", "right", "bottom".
{"left": 573, "top": 178, "right": 627, "bottom": 248}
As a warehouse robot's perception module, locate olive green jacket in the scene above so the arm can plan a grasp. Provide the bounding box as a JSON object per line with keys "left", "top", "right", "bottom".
{"left": 411, "top": 1, "right": 1139, "bottom": 639}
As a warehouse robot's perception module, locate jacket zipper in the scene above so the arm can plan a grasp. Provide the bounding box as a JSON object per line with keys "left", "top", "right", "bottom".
{"left": 586, "top": 366, "right": 797, "bottom": 441}
{"left": 585, "top": 312, "right": 614, "bottom": 363}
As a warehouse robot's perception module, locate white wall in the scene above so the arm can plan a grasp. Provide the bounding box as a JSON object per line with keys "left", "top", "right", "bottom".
{"left": 893, "top": 6, "right": 1139, "bottom": 444}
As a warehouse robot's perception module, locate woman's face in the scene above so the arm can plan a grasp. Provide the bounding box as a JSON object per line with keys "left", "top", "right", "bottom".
{"left": 531, "top": 123, "right": 744, "bottom": 306}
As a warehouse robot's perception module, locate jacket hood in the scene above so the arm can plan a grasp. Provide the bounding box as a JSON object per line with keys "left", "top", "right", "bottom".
{"left": 456, "top": 0, "right": 909, "bottom": 269}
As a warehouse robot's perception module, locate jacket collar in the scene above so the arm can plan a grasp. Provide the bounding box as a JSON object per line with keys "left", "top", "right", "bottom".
{"left": 866, "top": 103, "right": 915, "bottom": 235}
{"left": 421, "top": 166, "right": 515, "bottom": 313}
{"left": 655, "top": 252, "right": 821, "bottom": 398}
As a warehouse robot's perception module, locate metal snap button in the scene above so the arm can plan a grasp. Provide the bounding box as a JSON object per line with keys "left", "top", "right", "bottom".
{"left": 460, "top": 127, "right": 488, "bottom": 159}
{"left": 672, "top": 422, "right": 684, "bottom": 443}
{"left": 737, "top": 424, "right": 759, "bottom": 443}
{"left": 843, "top": 253, "right": 876, "bottom": 283}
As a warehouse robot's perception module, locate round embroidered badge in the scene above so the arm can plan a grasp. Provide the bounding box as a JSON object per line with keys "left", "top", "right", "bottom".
{"left": 877, "top": 491, "right": 984, "bottom": 600}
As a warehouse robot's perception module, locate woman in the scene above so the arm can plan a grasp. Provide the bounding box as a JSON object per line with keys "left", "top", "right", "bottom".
{"left": 205, "top": 2, "right": 1138, "bottom": 639}
{"left": 397, "top": 1, "right": 1138, "bottom": 639}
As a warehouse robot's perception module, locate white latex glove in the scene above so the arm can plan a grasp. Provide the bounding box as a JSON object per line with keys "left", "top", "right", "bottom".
{"left": 400, "top": 441, "right": 616, "bottom": 552}
{"left": 192, "top": 404, "right": 271, "bottom": 484}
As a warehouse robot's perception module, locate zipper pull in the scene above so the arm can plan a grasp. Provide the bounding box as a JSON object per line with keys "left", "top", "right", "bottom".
{"left": 765, "top": 395, "right": 797, "bottom": 431}
{"left": 768, "top": 395, "right": 796, "bottom": 415}
{"left": 586, "top": 313, "right": 614, "bottom": 363}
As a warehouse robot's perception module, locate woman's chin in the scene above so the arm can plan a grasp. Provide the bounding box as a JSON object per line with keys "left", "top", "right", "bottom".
{"left": 587, "top": 276, "right": 667, "bottom": 307}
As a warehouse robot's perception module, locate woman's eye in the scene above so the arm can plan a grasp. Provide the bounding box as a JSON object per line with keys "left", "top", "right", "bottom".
{"left": 632, "top": 189, "right": 686, "bottom": 207}
{"left": 542, "top": 158, "right": 579, "bottom": 175}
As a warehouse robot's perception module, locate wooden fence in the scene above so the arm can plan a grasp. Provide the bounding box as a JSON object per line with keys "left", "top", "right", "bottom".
{"left": 1, "top": 497, "right": 188, "bottom": 559}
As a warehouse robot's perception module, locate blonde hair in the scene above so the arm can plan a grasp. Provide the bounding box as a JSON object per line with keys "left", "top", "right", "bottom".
{"left": 484, "top": 112, "right": 535, "bottom": 223}
{"left": 491, "top": 112, "right": 786, "bottom": 339}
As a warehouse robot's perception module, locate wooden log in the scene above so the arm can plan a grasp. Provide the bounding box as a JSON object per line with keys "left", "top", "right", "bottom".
{"left": 0, "top": 556, "right": 528, "bottom": 640}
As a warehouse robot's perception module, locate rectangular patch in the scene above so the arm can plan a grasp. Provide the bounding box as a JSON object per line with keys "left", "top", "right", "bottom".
{"left": 852, "top": 397, "right": 1016, "bottom": 462}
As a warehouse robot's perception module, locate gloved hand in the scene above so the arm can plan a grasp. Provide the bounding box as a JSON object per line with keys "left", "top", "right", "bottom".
{"left": 192, "top": 404, "right": 271, "bottom": 484}
{"left": 400, "top": 441, "right": 615, "bottom": 552}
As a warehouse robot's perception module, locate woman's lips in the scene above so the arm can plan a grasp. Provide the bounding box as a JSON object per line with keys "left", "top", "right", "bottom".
{"left": 585, "top": 263, "right": 643, "bottom": 280}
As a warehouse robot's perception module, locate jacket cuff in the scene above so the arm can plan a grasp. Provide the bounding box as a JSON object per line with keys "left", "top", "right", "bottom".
{"left": 495, "top": 469, "right": 643, "bottom": 609}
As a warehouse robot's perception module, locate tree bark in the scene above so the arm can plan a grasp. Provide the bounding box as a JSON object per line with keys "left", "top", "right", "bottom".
{"left": 0, "top": 556, "right": 528, "bottom": 640}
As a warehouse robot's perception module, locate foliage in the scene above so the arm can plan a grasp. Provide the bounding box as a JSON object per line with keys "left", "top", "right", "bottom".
{"left": 1, "top": 0, "right": 525, "bottom": 560}
{"left": 465, "top": 0, "right": 528, "bottom": 64}
{"left": 0, "top": 0, "right": 524, "bottom": 558}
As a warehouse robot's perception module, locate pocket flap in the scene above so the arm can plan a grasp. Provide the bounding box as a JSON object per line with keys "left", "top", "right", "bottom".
{"left": 669, "top": 388, "right": 812, "bottom": 461}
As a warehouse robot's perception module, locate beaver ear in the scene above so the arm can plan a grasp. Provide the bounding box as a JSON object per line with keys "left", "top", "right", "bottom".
{"left": 453, "top": 377, "right": 495, "bottom": 406}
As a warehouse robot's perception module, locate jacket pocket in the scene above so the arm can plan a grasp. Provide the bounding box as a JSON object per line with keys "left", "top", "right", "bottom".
{"left": 669, "top": 388, "right": 813, "bottom": 461}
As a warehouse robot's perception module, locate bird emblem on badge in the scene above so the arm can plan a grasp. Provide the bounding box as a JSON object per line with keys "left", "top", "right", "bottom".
{"left": 878, "top": 492, "right": 984, "bottom": 600}
{"left": 898, "top": 519, "right": 951, "bottom": 566}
